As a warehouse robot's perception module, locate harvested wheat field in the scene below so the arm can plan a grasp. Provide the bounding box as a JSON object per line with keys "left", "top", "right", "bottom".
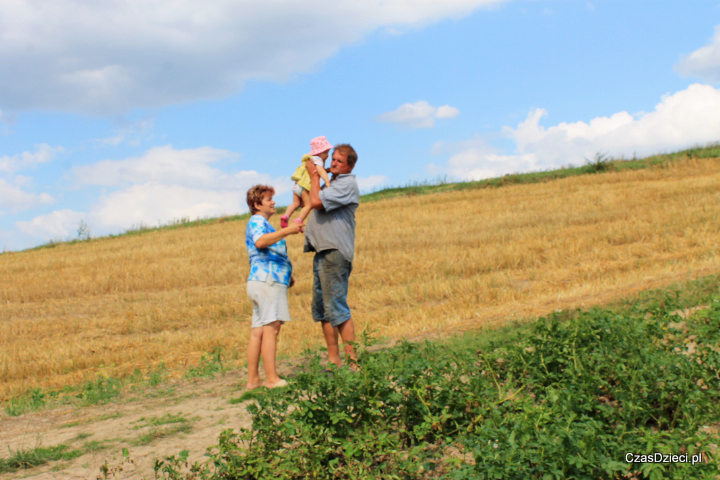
{"left": 2, "top": 156, "right": 720, "bottom": 401}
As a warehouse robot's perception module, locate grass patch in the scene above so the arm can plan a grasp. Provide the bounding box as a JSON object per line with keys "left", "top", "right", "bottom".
{"left": 4, "top": 362, "right": 181, "bottom": 416}
{"left": 131, "top": 424, "right": 194, "bottom": 447}
{"left": 360, "top": 142, "right": 720, "bottom": 203}
{"left": 133, "top": 413, "right": 189, "bottom": 429}
{"left": 613, "top": 273, "right": 720, "bottom": 314}
{"left": 97, "top": 411, "right": 124, "bottom": 421}
{"left": 4, "top": 388, "right": 56, "bottom": 416}
{"left": 60, "top": 412, "right": 123, "bottom": 429}
{"left": 75, "top": 377, "right": 125, "bottom": 405}
{"left": 23, "top": 214, "right": 253, "bottom": 253}
{"left": 129, "top": 413, "right": 194, "bottom": 446}
{"left": 0, "top": 431, "right": 122, "bottom": 474}
{"left": 80, "top": 440, "right": 113, "bottom": 454}
{"left": 185, "top": 348, "right": 226, "bottom": 379}
{"left": 0, "top": 445, "right": 83, "bottom": 474}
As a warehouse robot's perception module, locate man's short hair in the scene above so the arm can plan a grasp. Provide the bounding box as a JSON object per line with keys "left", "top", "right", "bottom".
{"left": 246, "top": 185, "right": 274, "bottom": 214}
{"left": 334, "top": 144, "right": 358, "bottom": 168}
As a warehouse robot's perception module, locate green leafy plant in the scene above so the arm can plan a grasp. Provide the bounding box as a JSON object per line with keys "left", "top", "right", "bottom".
{"left": 152, "top": 284, "right": 720, "bottom": 479}
{"left": 185, "top": 348, "right": 226, "bottom": 379}
{"left": 4, "top": 387, "right": 50, "bottom": 416}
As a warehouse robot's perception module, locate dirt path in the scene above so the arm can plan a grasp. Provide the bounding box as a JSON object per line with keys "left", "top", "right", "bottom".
{"left": 0, "top": 368, "right": 278, "bottom": 480}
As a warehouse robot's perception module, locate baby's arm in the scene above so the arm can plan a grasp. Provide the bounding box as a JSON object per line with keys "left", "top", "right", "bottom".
{"left": 316, "top": 164, "right": 330, "bottom": 185}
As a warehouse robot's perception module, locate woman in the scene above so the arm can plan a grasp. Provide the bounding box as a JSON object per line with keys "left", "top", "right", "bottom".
{"left": 245, "top": 185, "right": 304, "bottom": 389}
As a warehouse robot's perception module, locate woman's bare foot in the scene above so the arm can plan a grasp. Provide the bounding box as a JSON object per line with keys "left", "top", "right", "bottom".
{"left": 246, "top": 381, "right": 264, "bottom": 390}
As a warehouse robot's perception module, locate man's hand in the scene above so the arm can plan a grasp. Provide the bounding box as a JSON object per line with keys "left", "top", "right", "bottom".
{"left": 289, "top": 276, "right": 295, "bottom": 288}
{"left": 306, "top": 157, "right": 324, "bottom": 210}
{"left": 305, "top": 158, "right": 319, "bottom": 177}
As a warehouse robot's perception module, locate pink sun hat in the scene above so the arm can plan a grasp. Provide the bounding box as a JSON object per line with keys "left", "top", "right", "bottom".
{"left": 310, "top": 136, "right": 333, "bottom": 155}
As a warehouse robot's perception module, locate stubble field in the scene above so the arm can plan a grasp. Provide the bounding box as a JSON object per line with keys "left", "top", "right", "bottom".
{"left": 2, "top": 156, "right": 720, "bottom": 402}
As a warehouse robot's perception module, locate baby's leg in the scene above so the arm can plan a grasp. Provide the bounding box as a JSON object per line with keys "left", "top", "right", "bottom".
{"left": 298, "top": 189, "right": 313, "bottom": 222}
{"left": 285, "top": 192, "right": 302, "bottom": 219}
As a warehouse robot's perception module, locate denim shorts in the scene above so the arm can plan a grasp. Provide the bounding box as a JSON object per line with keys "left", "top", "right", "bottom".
{"left": 312, "top": 249, "right": 353, "bottom": 327}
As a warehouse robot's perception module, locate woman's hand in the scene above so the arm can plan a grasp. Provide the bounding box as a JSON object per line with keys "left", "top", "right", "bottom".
{"left": 254, "top": 220, "right": 305, "bottom": 248}
{"left": 289, "top": 276, "right": 295, "bottom": 288}
{"left": 284, "top": 221, "right": 304, "bottom": 235}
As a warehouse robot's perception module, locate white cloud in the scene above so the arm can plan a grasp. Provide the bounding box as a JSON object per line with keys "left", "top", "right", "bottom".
{"left": 0, "top": 144, "right": 64, "bottom": 173}
{"left": 437, "top": 84, "right": 720, "bottom": 181}
{"left": 0, "top": 0, "right": 505, "bottom": 114}
{"left": 72, "top": 145, "right": 242, "bottom": 188}
{"left": 91, "top": 182, "right": 254, "bottom": 229}
{"left": 16, "top": 209, "right": 85, "bottom": 239}
{"left": 676, "top": 26, "right": 720, "bottom": 84}
{"left": 436, "top": 105, "right": 461, "bottom": 119}
{"left": 356, "top": 175, "right": 389, "bottom": 192}
{"left": 13, "top": 145, "right": 288, "bottom": 241}
{"left": 15, "top": 175, "right": 281, "bottom": 242}
{"left": 18, "top": 151, "right": 387, "bottom": 242}
{"left": 97, "top": 118, "right": 155, "bottom": 147}
{"left": 447, "top": 150, "right": 538, "bottom": 181}
{"left": 0, "top": 145, "right": 60, "bottom": 214}
{"left": 0, "top": 178, "right": 54, "bottom": 213}
{"left": 377, "top": 101, "right": 460, "bottom": 128}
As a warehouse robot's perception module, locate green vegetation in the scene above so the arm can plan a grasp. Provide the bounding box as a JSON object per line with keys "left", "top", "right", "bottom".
{"left": 4, "top": 387, "right": 53, "bottom": 416}
{"left": 131, "top": 413, "right": 193, "bottom": 446}
{"left": 4, "top": 380, "right": 121, "bottom": 416}
{"left": 81, "top": 439, "right": 113, "bottom": 454}
{"left": 140, "top": 362, "right": 170, "bottom": 387}
{"left": 154, "top": 276, "right": 720, "bottom": 479}
{"left": 59, "top": 412, "right": 124, "bottom": 429}
{"left": 0, "top": 414, "right": 192, "bottom": 475}
{"left": 185, "top": 348, "right": 227, "bottom": 379}
{"left": 0, "top": 445, "right": 83, "bottom": 474}
{"left": 361, "top": 142, "right": 720, "bottom": 203}
{"left": 133, "top": 413, "right": 190, "bottom": 429}
{"left": 5, "top": 363, "right": 177, "bottom": 416}
{"left": 23, "top": 213, "right": 252, "bottom": 252}
{"left": 0, "top": 425, "right": 120, "bottom": 475}
{"left": 75, "top": 376, "right": 125, "bottom": 405}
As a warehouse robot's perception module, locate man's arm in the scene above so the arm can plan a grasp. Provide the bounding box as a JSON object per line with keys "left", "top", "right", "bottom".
{"left": 305, "top": 160, "right": 324, "bottom": 210}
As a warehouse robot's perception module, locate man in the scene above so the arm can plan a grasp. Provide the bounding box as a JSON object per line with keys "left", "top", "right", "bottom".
{"left": 304, "top": 144, "right": 360, "bottom": 368}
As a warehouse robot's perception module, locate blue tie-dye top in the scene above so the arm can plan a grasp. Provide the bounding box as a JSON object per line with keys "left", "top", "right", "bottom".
{"left": 245, "top": 215, "right": 292, "bottom": 285}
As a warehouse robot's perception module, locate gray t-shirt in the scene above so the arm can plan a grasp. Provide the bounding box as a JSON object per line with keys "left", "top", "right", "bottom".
{"left": 304, "top": 174, "right": 360, "bottom": 263}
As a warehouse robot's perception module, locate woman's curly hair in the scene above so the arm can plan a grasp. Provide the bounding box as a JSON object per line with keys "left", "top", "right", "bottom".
{"left": 246, "top": 185, "right": 275, "bottom": 214}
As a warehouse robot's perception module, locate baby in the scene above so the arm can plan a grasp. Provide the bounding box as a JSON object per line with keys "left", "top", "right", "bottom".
{"left": 281, "top": 136, "right": 332, "bottom": 228}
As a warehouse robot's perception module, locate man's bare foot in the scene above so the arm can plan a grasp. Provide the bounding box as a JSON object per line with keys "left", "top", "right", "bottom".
{"left": 265, "top": 378, "right": 288, "bottom": 389}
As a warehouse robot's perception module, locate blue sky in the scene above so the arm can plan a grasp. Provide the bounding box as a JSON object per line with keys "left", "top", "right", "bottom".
{"left": 2, "top": 0, "right": 720, "bottom": 251}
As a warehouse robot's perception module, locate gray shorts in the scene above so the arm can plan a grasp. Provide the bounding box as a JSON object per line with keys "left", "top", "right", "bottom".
{"left": 247, "top": 276, "right": 291, "bottom": 328}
